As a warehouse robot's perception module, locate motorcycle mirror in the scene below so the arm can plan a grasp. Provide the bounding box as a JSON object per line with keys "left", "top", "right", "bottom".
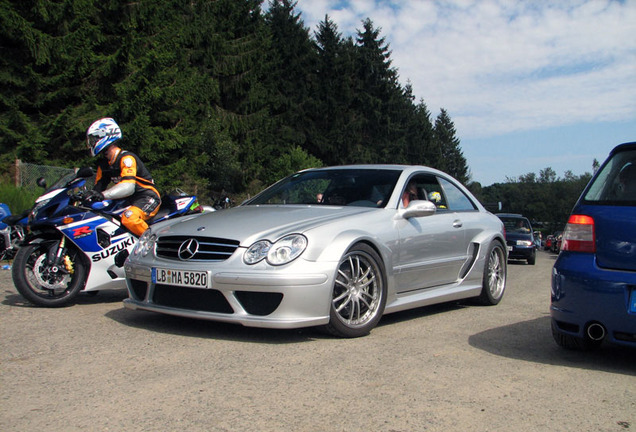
{"left": 36, "top": 177, "right": 47, "bottom": 189}
{"left": 76, "top": 166, "right": 95, "bottom": 178}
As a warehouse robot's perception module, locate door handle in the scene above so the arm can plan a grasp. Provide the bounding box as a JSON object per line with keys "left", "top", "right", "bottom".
{"left": 453, "top": 220, "right": 463, "bottom": 228}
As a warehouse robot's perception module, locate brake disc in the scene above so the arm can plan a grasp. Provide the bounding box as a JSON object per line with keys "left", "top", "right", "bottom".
{"left": 32, "top": 254, "right": 71, "bottom": 290}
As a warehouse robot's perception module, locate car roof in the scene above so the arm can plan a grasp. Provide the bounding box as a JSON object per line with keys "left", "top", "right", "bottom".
{"left": 610, "top": 141, "right": 636, "bottom": 156}
{"left": 302, "top": 164, "right": 448, "bottom": 176}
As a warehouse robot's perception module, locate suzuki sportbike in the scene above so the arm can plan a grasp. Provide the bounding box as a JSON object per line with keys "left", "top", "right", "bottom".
{"left": 12, "top": 167, "right": 204, "bottom": 307}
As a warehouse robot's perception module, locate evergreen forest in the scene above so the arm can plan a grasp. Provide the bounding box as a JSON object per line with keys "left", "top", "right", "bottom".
{"left": 0, "top": 0, "right": 594, "bottom": 231}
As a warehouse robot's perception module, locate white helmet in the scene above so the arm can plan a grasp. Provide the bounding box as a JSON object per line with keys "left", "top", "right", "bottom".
{"left": 86, "top": 118, "right": 122, "bottom": 156}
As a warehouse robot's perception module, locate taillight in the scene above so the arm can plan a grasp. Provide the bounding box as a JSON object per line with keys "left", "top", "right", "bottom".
{"left": 561, "top": 214, "right": 595, "bottom": 252}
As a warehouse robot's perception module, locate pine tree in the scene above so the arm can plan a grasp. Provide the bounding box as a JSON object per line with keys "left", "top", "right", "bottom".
{"left": 0, "top": 1, "right": 470, "bottom": 200}
{"left": 404, "top": 97, "right": 434, "bottom": 166}
{"left": 210, "top": 0, "right": 272, "bottom": 193}
{"left": 0, "top": 0, "right": 113, "bottom": 166}
{"left": 311, "top": 16, "right": 360, "bottom": 165}
{"left": 354, "top": 18, "right": 402, "bottom": 164}
{"left": 433, "top": 109, "right": 470, "bottom": 184}
{"left": 262, "top": 0, "right": 321, "bottom": 184}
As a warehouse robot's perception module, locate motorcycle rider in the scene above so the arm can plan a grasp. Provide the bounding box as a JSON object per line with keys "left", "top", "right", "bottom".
{"left": 85, "top": 118, "right": 161, "bottom": 236}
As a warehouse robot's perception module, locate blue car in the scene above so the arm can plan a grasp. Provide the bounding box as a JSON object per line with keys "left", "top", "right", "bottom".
{"left": 551, "top": 142, "right": 636, "bottom": 349}
{"left": 497, "top": 213, "right": 536, "bottom": 265}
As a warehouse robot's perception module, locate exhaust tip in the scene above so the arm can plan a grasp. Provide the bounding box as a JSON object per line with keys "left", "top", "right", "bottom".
{"left": 586, "top": 322, "right": 606, "bottom": 341}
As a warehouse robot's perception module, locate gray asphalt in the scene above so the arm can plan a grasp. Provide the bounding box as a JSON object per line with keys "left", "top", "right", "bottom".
{"left": 1, "top": 250, "right": 634, "bottom": 432}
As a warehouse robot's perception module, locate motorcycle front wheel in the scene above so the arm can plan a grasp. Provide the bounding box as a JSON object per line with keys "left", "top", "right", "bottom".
{"left": 12, "top": 243, "right": 87, "bottom": 307}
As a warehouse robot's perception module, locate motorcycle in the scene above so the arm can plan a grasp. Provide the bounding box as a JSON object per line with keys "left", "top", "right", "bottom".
{"left": 12, "top": 167, "right": 204, "bottom": 307}
{"left": 1, "top": 204, "right": 28, "bottom": 262}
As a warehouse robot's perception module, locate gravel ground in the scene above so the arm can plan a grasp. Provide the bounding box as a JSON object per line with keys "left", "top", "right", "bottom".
{"left": 1, "top": 250, "right": 634, "bottom": 432}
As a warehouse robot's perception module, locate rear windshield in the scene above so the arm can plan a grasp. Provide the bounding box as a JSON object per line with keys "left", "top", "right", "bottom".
{"left": 499, "top": 217, "right": 532, "bottom": 234}
{"left": 583, "top": 149, "right": 636, "bottom": 205}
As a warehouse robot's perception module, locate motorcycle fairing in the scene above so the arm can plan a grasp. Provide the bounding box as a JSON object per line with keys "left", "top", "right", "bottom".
{"left": 58, "top": 216, "right": 128, "bottom": 253}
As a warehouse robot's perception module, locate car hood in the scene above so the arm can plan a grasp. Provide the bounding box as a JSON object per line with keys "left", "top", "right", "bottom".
{"left": 151, "top": 205, "right": 376, "bottom": 246}
{"left": 574, "top": 204, "right": 636, "bottom": 271}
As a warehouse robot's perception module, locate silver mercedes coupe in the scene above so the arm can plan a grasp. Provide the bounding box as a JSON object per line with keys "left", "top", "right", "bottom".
{"left": 123, "top": 165, "right": 507, "bottom": 337}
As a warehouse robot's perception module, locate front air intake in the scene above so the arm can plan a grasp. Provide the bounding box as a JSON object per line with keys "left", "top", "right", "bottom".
{"left": 155, "top": 235, "right": 240, "bottom": 261}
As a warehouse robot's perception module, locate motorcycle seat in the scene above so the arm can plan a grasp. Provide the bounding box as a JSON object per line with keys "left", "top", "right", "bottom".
{"left": 3, "top": 213, "right": 27, "bottom": 225}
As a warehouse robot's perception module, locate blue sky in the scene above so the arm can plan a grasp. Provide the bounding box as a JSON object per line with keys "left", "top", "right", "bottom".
{"left": 292, "top": 0, "right": 636, "bottom": 185}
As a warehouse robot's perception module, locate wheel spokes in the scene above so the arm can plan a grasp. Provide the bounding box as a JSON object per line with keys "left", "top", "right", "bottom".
{"left": 332, "top": 252, "right": 381, "bottom": 326}
{"left": 488, "top": 248, "right": 505, "bottom": 297}
{"left": 26, "top": 250, "right": 74, "bottom": 296}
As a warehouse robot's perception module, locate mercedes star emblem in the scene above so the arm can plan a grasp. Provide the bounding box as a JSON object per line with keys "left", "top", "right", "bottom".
{"left": 178, "top": 238, "right": 200, "bottom": 260}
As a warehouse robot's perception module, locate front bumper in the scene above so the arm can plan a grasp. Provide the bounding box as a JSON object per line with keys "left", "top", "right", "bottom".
{"left": 506, "top": 243, "right": 535, "bottom": 260}
{"left": 123, "top": 261, "right": 334, "bottom": 329}
{"left": 551, "top": 252, "right": 636, "bottom": 347}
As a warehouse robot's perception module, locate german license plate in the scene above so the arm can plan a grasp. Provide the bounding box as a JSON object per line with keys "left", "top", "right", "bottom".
{"left": 152, "top": 268, "right": 209, "bottom": 288}
{"left": 630, "top": 289, "right": 636, "bottom": 313}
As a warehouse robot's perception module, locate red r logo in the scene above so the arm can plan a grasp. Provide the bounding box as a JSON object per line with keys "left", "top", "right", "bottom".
{"left": 73, "top": 226, "right": 92, "bottom": 237}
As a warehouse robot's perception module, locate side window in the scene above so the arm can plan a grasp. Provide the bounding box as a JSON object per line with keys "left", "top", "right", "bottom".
{"left": 584, "top": 150, "right": 636, "bottom": 203}
{"left": 400, "top": 174, "right": 448, "bottom": 209}
{"left": 438, "top": 178, "right": 476, "bottom": 211}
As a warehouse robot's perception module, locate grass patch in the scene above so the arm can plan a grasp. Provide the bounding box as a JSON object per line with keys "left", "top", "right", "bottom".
{"left": 0, "top": 182, "right": 43, "bottom": 215}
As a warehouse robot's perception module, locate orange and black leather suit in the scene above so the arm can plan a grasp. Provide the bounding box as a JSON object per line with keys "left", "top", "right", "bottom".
{"left": 94, "top": 147, "right": 161, "bottom": 236}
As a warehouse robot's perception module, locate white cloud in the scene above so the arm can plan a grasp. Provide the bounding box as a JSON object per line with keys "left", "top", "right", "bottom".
{"left": 295, "top": 0, "right": 636, "bottom": 139}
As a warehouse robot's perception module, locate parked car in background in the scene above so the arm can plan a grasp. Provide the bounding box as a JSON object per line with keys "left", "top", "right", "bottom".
{"left": 496, "top": 213, "right": 536, "bottom": 265}
{"left": 124, "top": 165, "right": 508, "bottom": 337}
{"left": 545, "top": 235, "right": 555, "bottom": 251}
{"left": 551, "top": 141, "right": 636, "bottom": 349}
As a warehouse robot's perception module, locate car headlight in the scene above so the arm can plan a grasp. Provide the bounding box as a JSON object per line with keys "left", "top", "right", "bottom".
{"left": 244, "top": 234, "right": 307, "bottom": 266}
{"left": 243, "top": 240, "right": 271, "bottom": 264}
{"left": 516, "top": 240, "right": 533, "bottom": 247}
{"left": 133, "top": 230, "right": 157, "bottom": 257}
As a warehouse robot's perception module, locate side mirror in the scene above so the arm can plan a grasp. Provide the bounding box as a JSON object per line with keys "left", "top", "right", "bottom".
{"left": 36, "top": 177, "right": 47, "bottom": 189}
{"left": 402, "top": 200, "right": 436, "bottom": 219}
{"left": 76, "top": 166, "right": 95, "bottom": 178}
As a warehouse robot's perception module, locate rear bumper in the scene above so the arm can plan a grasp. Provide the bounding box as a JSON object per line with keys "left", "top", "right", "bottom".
{"left": 551, "top": 252, "right": 636, "bottom": 347}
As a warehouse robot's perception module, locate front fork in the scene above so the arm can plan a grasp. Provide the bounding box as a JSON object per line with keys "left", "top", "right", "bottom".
{"left": 46, "top": 237, "right": 74, "bottom": 275}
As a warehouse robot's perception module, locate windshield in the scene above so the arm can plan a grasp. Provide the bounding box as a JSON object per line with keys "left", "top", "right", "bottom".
{"left": 245, "top": 169, "right": 402, "bottom": 208}
{"left": 49, "top": 172, "right": 80, "bottom": 190}
{"left": 584, "top": 149, "right": 636, "bottom": 205}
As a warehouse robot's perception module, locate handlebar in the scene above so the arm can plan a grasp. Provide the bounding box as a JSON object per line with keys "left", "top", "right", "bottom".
{"left": 90, "top": 200, "right": 112, "bottom": 210}
{"left": 70, "top": 191, "right": 112, "bottom": 210}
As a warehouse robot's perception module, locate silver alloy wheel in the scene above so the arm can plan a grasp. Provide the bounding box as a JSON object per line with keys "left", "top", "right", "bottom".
{"left": 487, "top": 245, "right": 506, "bottom": 299}
{"left": 332, "top": 250, "right": 382, "bottom": 328}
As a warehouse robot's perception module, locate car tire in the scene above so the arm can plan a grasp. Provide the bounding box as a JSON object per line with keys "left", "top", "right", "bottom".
{"left": 476, "top": 241, "right": 507, "bottom": 305}
{"left": 324, "top": 243, "right": 387, "bottom": 338}
{"left": 527, "top": 251, "right": 536, "bottom": 265}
